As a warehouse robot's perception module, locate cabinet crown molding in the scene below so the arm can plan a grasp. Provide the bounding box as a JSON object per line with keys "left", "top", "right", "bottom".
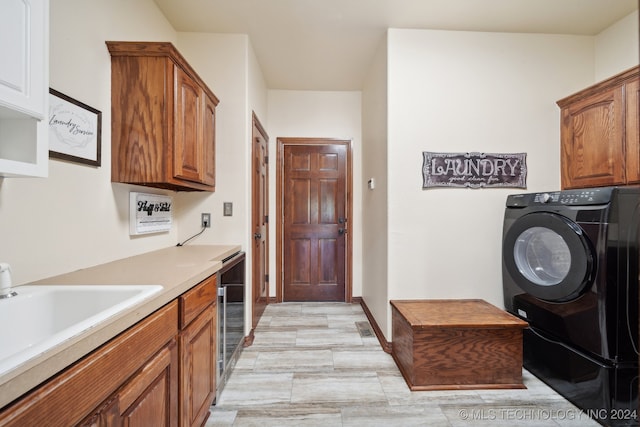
{"left": 557, "top": 66, "right": 638, "bottom": 108}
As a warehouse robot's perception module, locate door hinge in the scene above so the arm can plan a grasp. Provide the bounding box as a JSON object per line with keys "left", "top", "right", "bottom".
{"left": 265, "top": 274, "right": 269, "bottom": 283}
{"left": 265, "top": 155, "right": 269, "bottom": 165}
{"left": 264, "top": 215, "right": 269, "bottom": 224}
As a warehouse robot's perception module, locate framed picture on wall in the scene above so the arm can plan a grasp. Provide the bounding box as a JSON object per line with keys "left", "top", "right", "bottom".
{"left": 48, "top": 88, "right": 102, "bottom": 167}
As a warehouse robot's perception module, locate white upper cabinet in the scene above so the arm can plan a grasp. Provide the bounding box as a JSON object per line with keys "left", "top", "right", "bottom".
{"left": 0, "top": 0, "right": 49, "bottom": 177}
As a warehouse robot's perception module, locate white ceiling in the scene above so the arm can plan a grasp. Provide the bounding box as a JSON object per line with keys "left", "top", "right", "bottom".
{"left": 153, "top": 0, "right": 638, "bottom": 91}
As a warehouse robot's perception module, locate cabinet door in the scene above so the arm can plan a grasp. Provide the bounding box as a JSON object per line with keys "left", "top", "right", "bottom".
{"left": 0, "top": 0, "right": 47, "bottom": 118}
{"left": 180, "top": 304, "right": 216, "bottom": 427}
{"left": 202, "top": 94, "right": 216, "bottom": 187}
{"left": 626, "top": 79, "right": 639, "bottom": 184}
{"left": 118, "top": 340, "right": 179, "bottom": 427}
{"left": 174, "top": 66, "right": 203, "bottom": 183}
{"left": 560, "top": 86, "right": 625, "bottom": 189}
{"left": 77, "top": 397, "right": 119, "bottom": 427}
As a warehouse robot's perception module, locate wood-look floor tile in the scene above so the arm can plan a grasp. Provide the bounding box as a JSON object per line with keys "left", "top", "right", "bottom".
{"left": 268, "top": 315, "right": 329, "bottom": 329}
{"left": 326, "top": 314, "right": 369, "bottom": 329}
{"left": 211, "top": 302, "right": 597, "bottom": 426}
{"left": 291, "top": 372, "right": 386, "bottom": 405}
{"left": 254, "top": 349, "right": 334, "bottom": 372}
{"left": 261, "top": 303, "right": 303, "bottom": 316}
{"left": 440, "top": 401, "right": 600, "bottom": 426}
{"left": 332, "top": 350, "right": 396, "bottom": 371}
{"left": 342, "top": 405, "right": 449, "bottom": 427}
{"left": 205, "top": 409, "right": 237, "bottom": 427}
{"left": 301, "top": 303, "right": 363, "bottom": 315}
{"left": 232, "top": 350, "right": 258, "bottom": 371}
{"left": 250, "top": 330, "right": 297, "bottom": 348}
{"left": 216, "top": 372, "right": 294, "bottom": 406}
{"left": 231, "top": 407, "right": 342, "bottom": 427}
{"left": 295, "top": 328, "right": 363, "bottom": 347}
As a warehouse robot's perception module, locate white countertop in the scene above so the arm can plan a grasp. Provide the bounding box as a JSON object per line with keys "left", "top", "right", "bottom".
{"left": 0, "top": 244, "right": 240, "bottom": 409}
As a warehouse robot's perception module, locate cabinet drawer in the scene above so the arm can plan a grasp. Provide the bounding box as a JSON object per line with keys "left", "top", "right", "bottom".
{"left": 180, "top": 275, "right": 217, "bottom": 328}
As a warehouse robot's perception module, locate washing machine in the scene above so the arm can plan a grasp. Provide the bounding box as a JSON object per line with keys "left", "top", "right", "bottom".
{"left": 502, "top": 186, "right": 639, "bottom": 426}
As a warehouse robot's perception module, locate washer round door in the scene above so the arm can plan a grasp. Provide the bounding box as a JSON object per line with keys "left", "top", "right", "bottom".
{"left": 503, "top": 212, "right": 595, "bottom": 302}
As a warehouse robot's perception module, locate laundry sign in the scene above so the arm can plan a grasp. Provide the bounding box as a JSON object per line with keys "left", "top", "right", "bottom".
{"left": 422, "top": 152, "right": 527, "bottom": 189}
{"left": 129, "top": 192, "right": 173, "bottom": 235}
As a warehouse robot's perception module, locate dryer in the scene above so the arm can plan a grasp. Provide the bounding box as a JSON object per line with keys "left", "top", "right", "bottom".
{"left": 502, "top": 187, "right": 639, "bottom": 426}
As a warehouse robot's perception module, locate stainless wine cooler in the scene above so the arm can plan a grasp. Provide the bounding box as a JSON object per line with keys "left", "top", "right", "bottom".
{"left": 216, "top": 251, "right": 246, "bottom": 401}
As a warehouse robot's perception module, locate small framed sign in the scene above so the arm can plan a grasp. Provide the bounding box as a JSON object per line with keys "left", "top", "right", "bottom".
{"left": 129, "top": 192, "right": 173, "bottom": 235}
{"left": 422, "top": 152, "right": 527, "bottom": 189}
{"left": 48, "top": 88, "right": 102, "bottom": 166}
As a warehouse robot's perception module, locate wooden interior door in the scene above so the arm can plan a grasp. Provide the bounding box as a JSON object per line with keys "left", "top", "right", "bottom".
{"left": 251, "top": 113, "right": 269, "bottom": 327}
{"left": 278, "top": 139, "right": 350, "bottom": 302}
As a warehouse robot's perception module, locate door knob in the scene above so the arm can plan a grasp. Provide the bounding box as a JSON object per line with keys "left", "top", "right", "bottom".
{"left": 253, "top": 232, "right": 262, "bottom": 239}
{"left": 338, "top": 228, "right": 346, "bottom": 235}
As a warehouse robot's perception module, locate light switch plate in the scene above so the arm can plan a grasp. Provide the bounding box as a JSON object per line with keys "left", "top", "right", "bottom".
{"left": 368, "top": 178, "right": 375, "bottom": 190}
{"left": 223, "top": 202, "right": 233, "bottom": 216}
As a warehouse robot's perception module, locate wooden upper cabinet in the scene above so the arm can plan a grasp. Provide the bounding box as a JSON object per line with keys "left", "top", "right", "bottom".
{"left": 557, "top": 66, "right": 639, "bottom": 189}
{"left": 106, "top": 41, "right": 219, "bottom": 192}
{"left": 174, "top": 68, "right": 203, "bottom": 184}
{"left": 626, "top": 78, "right": 639, "bottom": 184}
{"left": 202, "top": 94, "right": 217, "bottom": 187}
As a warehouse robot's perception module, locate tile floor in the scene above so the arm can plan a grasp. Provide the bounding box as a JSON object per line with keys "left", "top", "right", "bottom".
{"left": 207, "top": 302, "right": 600, "bottom": 426}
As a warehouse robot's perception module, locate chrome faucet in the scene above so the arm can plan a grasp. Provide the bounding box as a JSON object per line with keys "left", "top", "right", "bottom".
{"left": 0, "top": 263, "right": 16, "bottom": 299}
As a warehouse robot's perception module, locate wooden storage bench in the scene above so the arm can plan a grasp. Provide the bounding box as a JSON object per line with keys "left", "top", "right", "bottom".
{"left": 390, "top": 299, "right": 528, "bottom": 390}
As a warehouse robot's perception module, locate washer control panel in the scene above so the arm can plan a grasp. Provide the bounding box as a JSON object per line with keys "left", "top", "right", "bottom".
{"left": 506, "top": 187, "right": 614, "bottom": 207}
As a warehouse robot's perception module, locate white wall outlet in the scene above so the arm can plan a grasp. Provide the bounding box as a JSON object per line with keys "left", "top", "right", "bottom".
{"left": 201, "top": 213, "right": 211, "bottom": 228}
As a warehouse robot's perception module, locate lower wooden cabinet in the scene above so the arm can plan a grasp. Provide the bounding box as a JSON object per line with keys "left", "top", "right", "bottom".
{"left": 179, "top": 304, "right": 216, "bottom": 427}
{"left": 118, "top": 341, "right": 179, "bottom": 426}
{"left": 0, "top": 275, "right": 219, "bottom": 427}
{"left": 79, "top": 340, "right": 179, "bottom": 427}
{"left": 179, "top": 275, "right": 217, "bottom": 427}
{"left": 0, "top": 301, "right": 179, "bottom": 427}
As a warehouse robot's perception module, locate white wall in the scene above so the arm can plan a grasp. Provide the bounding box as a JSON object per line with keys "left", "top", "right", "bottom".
{"left": 176, "top": 33, "right": 268, "bottom": 333}
{"left": 175, "top": 33, "right": 250, "bottom": 248}
{"left": 248, "top": 41, "right": 269, "bottom": 125}
{"left": 267, "top": 90, "right": 363, "bottom": 298}
{"left": 361, "top": 35, "right": 389, "bottom": 336}
{"left": 0, "top": 2, "right": 266, "bottom": 307}
{"left": 594, "top": 11, "right": 639, "bottom": 80}
{"left": 2, "top": 0, "right": 635, "bottom": 337}
{"left": 0, "top": 0, "right": 178, "bottom": 286}
{"left": 381, "top": 29, "right": 595, "bottom": 339}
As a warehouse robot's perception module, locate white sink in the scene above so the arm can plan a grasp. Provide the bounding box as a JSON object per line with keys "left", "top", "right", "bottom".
{"left": 0, "top": 284, "right": 162, "bottom": 376}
